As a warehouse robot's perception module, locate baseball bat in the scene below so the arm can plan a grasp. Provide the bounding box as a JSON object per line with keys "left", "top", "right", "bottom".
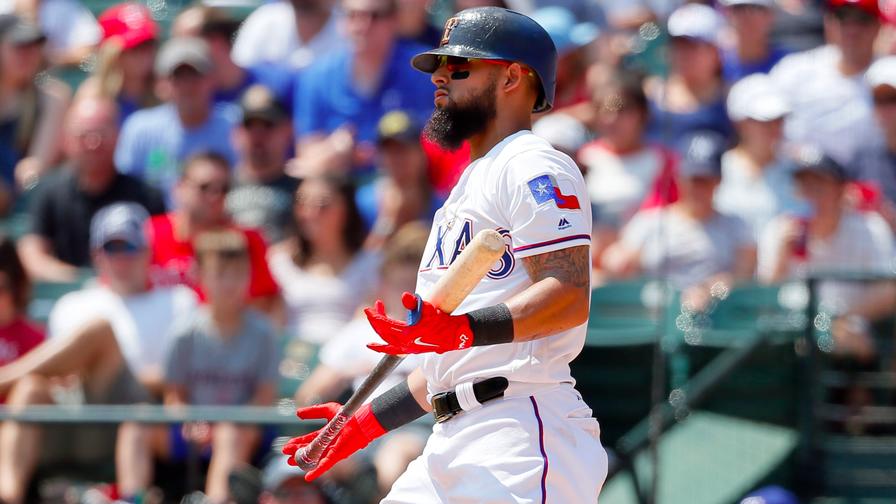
{"left": 295, "top": 228, "right": 506, "bottom": 470}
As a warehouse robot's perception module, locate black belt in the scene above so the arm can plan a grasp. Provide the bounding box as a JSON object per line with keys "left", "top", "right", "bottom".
{"left": 430, "top": 377, "right": 509, "bottom": 423}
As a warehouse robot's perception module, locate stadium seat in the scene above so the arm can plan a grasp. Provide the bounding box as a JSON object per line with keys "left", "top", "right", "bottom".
{"left": 27, "top": 277, "right": 91, "bottom": 324}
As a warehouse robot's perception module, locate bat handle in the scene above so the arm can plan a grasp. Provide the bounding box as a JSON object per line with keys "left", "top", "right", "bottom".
{"left": 294, "top": 411, "right": 350, "bottom": 470}
{"left": 294, "top": 355, "right": 405, "bottom": 470}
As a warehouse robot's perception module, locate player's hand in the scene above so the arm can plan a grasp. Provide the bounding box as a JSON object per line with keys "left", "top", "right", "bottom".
{"left": 281, "top": 402, "right": 385, "bottom": 481}
{"left": 364, "top": 292, "right": 474, "bottom": 355}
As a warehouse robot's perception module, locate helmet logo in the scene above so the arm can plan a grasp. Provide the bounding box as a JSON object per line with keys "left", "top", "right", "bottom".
{"left": 440, "top": 17, "right": 459, "bottom": 46}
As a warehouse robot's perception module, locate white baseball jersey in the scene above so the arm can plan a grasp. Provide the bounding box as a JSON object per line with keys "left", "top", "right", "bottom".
{"left": 416, "top": 130, "right": 592, "bottom": 398}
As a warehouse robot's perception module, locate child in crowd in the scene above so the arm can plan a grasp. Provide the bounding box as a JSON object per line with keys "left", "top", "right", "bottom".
{"left": 119, "top": 229, "right": 278, "bottom": 503}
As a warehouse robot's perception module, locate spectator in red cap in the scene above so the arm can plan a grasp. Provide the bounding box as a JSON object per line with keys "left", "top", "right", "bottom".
{"left": 77, "top": 2, "right": 159, "bottom": 124}
{"left": 769, "top": 0, "right": 884, "bottom": 164}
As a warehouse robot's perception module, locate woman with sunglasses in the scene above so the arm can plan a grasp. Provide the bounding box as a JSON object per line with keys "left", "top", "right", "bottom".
{"left": 268, "top": 173, "right": 378, "bottom": 345}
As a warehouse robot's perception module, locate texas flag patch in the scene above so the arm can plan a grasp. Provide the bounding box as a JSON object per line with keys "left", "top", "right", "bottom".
{"left": 527, "top": 174, "right": 581, "bottom": 210}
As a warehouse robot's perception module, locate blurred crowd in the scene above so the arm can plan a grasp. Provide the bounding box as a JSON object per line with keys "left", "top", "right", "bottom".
{"left": 0, "top": 0, "right": 896, "bottom": 502}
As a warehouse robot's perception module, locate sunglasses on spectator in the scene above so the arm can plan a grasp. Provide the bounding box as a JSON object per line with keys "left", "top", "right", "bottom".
{"left": 435, "top": 55, "right": 532, "bottom": 80}
{"left": 101, "top": 240, "right": 141, "bottom": 255}
{"left": 831, "top": 7, "right": 877, "bottom": 24}
{"left": 190, "top": 180, "right": 230, "bottom": 195}
{"left": 296, "top": 195, "right": 335, "bottom": 209}
{"left": 730, "top": 4, "right": 769, "bottom": 13}
{"left": 874, "top": 94, "right": 896, "bottom": 106}
{"left": 345, "top": 7, "right": 395, "bottom": 22}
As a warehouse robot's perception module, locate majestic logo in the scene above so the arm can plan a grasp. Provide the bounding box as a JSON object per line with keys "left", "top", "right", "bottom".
{"left": 558, "top": 217, "right": 571, "bottom": 230}
{"left": 441, "top": 17, "right": 459, "bottom": 46}
{"left": 527, "top": 175, "right": 581, "bottom": 210}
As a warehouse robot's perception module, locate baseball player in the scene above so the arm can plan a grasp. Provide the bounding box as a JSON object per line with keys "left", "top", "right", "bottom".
{"left": 283, "top": 7, "right": 608, "bottom": 502}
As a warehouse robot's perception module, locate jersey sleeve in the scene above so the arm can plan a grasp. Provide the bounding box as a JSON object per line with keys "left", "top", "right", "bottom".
{"left": 499, "top": 150, "right": 592, "bottom": 259}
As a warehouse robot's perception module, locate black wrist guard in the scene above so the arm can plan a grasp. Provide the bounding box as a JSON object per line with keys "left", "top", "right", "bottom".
{"left": 370, "top": 380, "right": 427, "bottom": 432}
{"left": 466, "top": 303, "right": 515, "bottom": 347}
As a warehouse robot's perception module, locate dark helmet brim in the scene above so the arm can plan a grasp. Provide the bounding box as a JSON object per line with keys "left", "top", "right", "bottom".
{"left": 411, "top": 45, "right": 506, "bottom": 73}
{"left": 411, "top": 45, "right": 553, "bottom": 113}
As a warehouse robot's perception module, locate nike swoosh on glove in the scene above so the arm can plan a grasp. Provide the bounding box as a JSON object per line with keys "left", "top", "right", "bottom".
{"left": 281, "top": 402, "right": 386, "bottom": 481}
{"left": 364, "top": 291, "right": 474, "bottom": 355}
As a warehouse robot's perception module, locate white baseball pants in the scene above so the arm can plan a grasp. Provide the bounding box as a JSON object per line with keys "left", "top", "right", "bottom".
{"left": 382, "top": 384, "right": 608, "bottom": 503}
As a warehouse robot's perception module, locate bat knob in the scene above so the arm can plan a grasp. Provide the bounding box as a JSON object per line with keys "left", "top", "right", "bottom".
{"left": 405, "top": 293, "right": 423, "bottom": 326}
{"left": 294, "top": 447, "right": 318, "bottom": 471}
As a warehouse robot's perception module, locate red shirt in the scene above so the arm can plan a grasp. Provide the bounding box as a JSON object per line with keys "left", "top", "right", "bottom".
{"left": 0, "top": 318, "right": 44, "bottom": 366}
{"left": 147, "top": 213, "right": 279, "bottom": 301}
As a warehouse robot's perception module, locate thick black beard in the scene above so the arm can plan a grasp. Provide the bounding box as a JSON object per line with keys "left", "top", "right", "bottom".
{"left": 423, "top": 79, "right": 498, "bottom": 150}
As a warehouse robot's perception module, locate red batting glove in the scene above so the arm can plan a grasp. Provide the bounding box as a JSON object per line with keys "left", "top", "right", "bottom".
{"left": 364, "top": 291, "right": 474, "bottom": 355}
{"left": 281, "top": 402, "right": 386, "bottom": 481}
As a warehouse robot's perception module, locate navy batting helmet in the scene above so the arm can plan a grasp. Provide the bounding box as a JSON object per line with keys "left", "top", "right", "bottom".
{"left": 411, "top": 7, "right": 558, "bottom": 113}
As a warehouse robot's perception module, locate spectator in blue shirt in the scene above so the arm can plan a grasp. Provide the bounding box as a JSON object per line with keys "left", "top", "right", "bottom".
{"left": 719, "top": 0, "right": 789, "bottom": 83}
{"left": 292, "top": 0, "right": 434, "bottom": 172}
{"left": 114, "top": 36, "right": 239, "bottom": 205}
{"left": 171, "top": 5, "right": 295, "bottom": 110}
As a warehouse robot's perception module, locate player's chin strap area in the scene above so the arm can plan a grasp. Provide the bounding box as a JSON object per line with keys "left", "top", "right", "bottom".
{"left": 430, "top": 376, "right": 509, "bottom": 423}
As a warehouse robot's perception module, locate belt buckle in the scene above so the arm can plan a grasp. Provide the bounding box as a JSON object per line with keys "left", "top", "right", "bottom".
{"left": 431, "top": 391, "right": 457, "bottom": 424}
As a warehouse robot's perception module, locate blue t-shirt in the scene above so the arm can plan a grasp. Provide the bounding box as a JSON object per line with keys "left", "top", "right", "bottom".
{"left": 0, "top": 118, "right": 21, "bottom": 187}
{"left": 114, "top": 103, "right": 240, "bottom": 206}
{"left": 293, "top": 41, "right": 435, "bottom": 146}
{"left": 646, "top": 95, "right": 733, "bottom": 146}
{"left": 722, "top": 47, "right": 789, "bottom": 84}
{"left": 214, "top": 64, "right": 295, "bottom": 111}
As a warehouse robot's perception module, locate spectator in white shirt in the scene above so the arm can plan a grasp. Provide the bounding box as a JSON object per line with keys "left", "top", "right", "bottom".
{"left": 769, "top": 0, "right": 884, "bottom": 164}
{"left": 716, "top": 73, "right": 803, "bottom": 239}
{"left": 759, "top": 146, "right": 895, "bottom": 319}
{"left": 0, "top": 203, "right": 197, "bottom": 504}
{"left": 231, "top": 0, "right": 345, "bottom": 70}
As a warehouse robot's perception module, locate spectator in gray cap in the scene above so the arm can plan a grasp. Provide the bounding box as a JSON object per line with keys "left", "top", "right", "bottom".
{"left": 114, "top": 36, "right": 239, "bottom": 206}
{"left": 0, "top": 202, "right": 198, "bottom": 504}
{"left": 716, "top": 73, "right": 802, "bottom": 239}
{"left": 0, "top": 14, "right": 69, "bottom": 213}
{"left": 604, "top": 131, "right": 755, "bottom": 308}
{"left": 226, "top": 85, "right": 298, "bottom": 244}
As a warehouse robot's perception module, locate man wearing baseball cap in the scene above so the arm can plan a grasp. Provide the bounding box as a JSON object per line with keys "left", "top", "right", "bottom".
{"left": 114, "top": 36, "right": 239, "bottom": 206}
{"left": 719, "top": 0, "right": 789, "bottom": 82}
{"left": 769, "top": 0, "right": 884, "bottom": 164}
{"left": 0, "top": 202, "right": 198, "bottom": 504}
{"left": 226, "top": 85, "right": 297, "bottom": 244}
{"left": 716, "top": 73, "right": 802, "bottom": 238}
